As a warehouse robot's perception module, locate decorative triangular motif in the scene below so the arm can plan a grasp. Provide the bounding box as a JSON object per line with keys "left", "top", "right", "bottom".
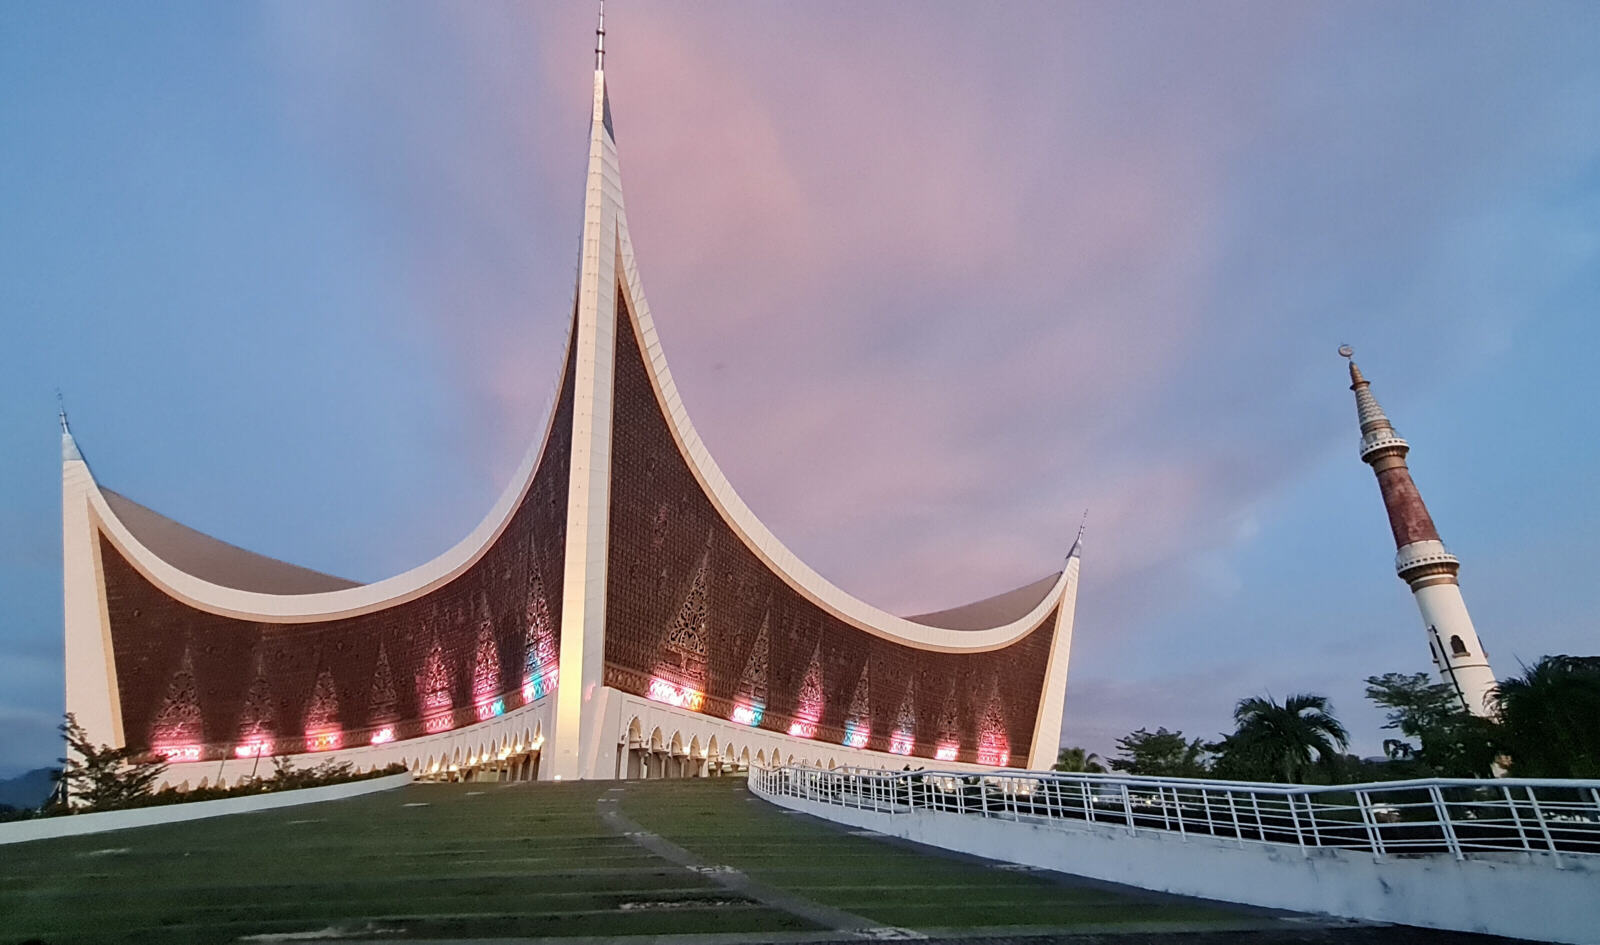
{"left": 665, "top": 552, "right": 710, "bottom": 659}
{"left": 303, "top": 666, "right": 341, "bottom": 751}
{"left": 934, "top": 689, "right": 962, "bottom": 760}
{"left": 843, "top": 664, "right": 871, "bottom": 747}
{"left": 977, "top": 677, "right": 1010, "bottom": 767}
{"left": 736, "top": 608, "right": 770, "bottom": 704}
{"left": 236, "top": 649, "right": 275, "bottom": 753}
{"left": 889, "top": 676, "right": 917, "bottom": 755}
{"left": 471, "top": 597, "right": 502, "bottom": 712}
{"left": 419, "top": 637, "right": 452, "bottom": 718}
{"left": 788, "top": 643, "right": 824, "bottom": 738}
{"left": 523, "top": 540, "right": 557, "bottom": 700}
{"left": 151, "top": 647, "right": 203, "bottom": 756}
{"left": 368, "top": 642, "right": 399, "bottom": 725}
{"left": 662, "top": 548, "right": 710, "bottom": 685}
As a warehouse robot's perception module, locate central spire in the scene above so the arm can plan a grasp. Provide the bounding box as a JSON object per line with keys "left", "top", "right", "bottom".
{"left": 595, "top": 0, "right": 606, "bottom": 72}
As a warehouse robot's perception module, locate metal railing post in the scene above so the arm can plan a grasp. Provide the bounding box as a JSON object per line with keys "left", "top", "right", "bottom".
{"left": 1286, "top": 792, "right": 1306, "bottom": 856}
{"left": 1525, "top": 786, "right": 1563, "bottom": 868}
{"left": 1356, "top": 789, "right": 1385, "bottom": 862}
{"left": 1503, "top": 785, "right": 1533, "bottom": 859}
{"left": 1225, "top": 790, "right": 1245, "bottom": 847}
{"left": 1429, "top": 785, "right": 1462, "bottom": 861}
{"left": 1201, "top": 787, "right": 1216, "bottom": 837}
{"left": 1121, "top": 783, "right": 1136, "bottom": 835}
{"left": 1304, "top": 791, "right": 1323, "bottom": 848}
{"left": 1247, "top": 791, "right": 1266, "bottom": 844}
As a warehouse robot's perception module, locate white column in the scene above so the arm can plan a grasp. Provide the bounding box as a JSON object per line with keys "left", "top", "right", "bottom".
{"left": 550, "top": 74, "right": 620, "bottom": 780}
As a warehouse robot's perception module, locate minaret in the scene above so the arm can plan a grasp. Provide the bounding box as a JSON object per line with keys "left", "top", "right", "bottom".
{"left": 1341, "top": 346, "right": 1496, "bottom": 716}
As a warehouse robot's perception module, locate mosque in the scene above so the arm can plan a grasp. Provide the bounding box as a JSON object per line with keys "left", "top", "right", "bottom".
{"left": 58, "top": 14, "right": 1081, "bottom": 787}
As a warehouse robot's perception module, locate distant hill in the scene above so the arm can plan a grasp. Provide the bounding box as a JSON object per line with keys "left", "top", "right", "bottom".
{"left": 0, "top": 768, "right": 58, "bottom": 811}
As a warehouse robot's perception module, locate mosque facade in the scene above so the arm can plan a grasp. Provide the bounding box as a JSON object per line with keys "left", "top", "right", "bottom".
{"left": 60, "top": 33, "right": 1080, "bottom": 786}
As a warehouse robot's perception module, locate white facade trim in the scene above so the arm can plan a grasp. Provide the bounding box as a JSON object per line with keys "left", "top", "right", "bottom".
{"left": 612, "top": 142, "right": 1072, "bottom": 654}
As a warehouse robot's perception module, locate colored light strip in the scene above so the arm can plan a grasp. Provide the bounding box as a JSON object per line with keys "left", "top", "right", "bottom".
{"left": 647, "top": 677, "right": 705, "bottom": 711}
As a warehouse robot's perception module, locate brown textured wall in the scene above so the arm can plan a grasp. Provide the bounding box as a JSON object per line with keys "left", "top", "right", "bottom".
{"left": 1375, "top": 464, "right": 1441, "bottom": 548}
{"left": 101, "top": 343, "right": 576, "bottom": 761}
{"left": 603, "top": 291, "right": 1056, "bottom": 765}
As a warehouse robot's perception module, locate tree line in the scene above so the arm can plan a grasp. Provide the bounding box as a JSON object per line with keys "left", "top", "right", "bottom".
{"left": 1055, "top": 655, "right": 1600, "bottom": 783}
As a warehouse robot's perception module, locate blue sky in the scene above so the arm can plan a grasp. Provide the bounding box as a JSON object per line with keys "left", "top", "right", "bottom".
{"left": 1, "top": 2, "right": 1596, "bottom": 776}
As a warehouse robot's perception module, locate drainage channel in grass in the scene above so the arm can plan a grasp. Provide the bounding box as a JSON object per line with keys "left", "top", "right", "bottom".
{"left": 618, "top": 777, "right": 1275, "bottom": 935}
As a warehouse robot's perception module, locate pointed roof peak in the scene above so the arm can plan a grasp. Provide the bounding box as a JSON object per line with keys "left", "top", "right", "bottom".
{"left": 1068, "top": 509, "right": 1088, "bottom": 560}
{"left": 58, "top": 390, "right": 83, "bottom": 463}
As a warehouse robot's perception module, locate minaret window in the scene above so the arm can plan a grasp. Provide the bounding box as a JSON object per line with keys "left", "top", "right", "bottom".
{"left": 1450, "top": 635, "right": 1470, "bottom": 658}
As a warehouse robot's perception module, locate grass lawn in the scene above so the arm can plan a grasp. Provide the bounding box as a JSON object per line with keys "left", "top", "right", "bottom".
{"left": 618, "top": 778, "right": 1256, "bottom": 933}
{"left": 0, "top": 781, "right": 811, "bottom": 944}
{"left": 1, "top": 777, "right": 1263, "bottom": 943}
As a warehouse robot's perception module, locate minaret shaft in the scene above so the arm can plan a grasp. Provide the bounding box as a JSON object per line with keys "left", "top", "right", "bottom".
{"left": 1345, "top": 353, "right": 1497, "bottom": 717}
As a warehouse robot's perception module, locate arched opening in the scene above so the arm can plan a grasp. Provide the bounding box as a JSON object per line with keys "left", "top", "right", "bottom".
{"left": 688, "top": 736, "right": 704, "bottom": 778}
{"left": 1450, "top": 635, "right": 1470, "bottom": 657}
{"left": 625, "top": 717, "right": 646, "bottom": 779}
{"left": 669, "top": 731, "right": 686, "bottom": 779}
{"left": 647, "top": 727, "right": 666, "bottom": 779}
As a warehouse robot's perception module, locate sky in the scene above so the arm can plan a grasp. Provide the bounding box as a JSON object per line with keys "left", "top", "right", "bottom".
{"left": 1, "top": 1, "right": 1597, "bottom": 778}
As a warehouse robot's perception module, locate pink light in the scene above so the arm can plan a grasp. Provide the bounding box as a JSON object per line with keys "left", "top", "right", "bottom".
{"left": 306, "top": 731, "right": 342, "bottom": 752}
{"left": 647, "top": 677, "right": 704, "bottom": 711}
{"left": 787, "top": 720, "right": 817, "bottom": 738}
{"left": 888, "top": 732, "right": 915, "bottom": 755}
{"left": 730, "top": 704, "right": 763, "bottom": 726}
{"left": 369, "top": 727, "right": 395, "bottom": 746}
{"left": 424, "top": 715, "right": 453, "bottom": 734}
{"left": 234, "top": 740, "right": 273, "bottom": 759}
{"left": 842, "top": 721, "right": 868, "bottom": 749}
{"left": 475, "top": 698, "right": 506, "bottom": 721}
{"left": 935, "top": 744, "right": 959, "bottom": 762}
{"left": 157, "top": 745, "right": 201, "bottom": 762}
{"left": 978, "top": 747, "right": 1010, "bottom": 767}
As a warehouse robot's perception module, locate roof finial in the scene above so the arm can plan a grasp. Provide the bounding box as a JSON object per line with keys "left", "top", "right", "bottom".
{"left": 1068, "top": 509, "right": 1088, "bottom": 559}
{"left": 595, "top": 0, "right": 606, "bottom": 72}
{"left": 57, "top": 389, "right": 70, "bottom": 435}
{"left": 1340, "top": 343, "right": 1367, "bottom": 386}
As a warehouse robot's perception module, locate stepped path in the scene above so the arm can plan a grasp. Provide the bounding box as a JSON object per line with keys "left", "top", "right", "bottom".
{"left": 0, "top": 778, "right": 1520, "bottom": 944}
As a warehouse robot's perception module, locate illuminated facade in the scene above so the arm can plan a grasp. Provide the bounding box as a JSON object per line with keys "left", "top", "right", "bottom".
{"left": 61, "top": 31, "right": 1080, "bottom": 785}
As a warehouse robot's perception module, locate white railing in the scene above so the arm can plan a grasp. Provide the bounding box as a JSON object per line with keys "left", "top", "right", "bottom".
{"left": 750, "top": 765, "right": 1600, "bottom": 865}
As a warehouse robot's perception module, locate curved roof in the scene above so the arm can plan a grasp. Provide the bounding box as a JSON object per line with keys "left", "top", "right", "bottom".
{"left": 100, "top": 489, "right": 357, "bottom": 594}
{"left": 67, "top": 67, "right": 1076, "bottom": 651}
{"left": 907, "top": 573, "right": 1063, "bottom": 631}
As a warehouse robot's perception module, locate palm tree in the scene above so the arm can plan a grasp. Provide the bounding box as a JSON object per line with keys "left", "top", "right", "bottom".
{"left": 1492, "top": 656, "right": 1600, "bottom": 779}
{"left": 1052, "top": 746, "right": 1106, "bottom": 773}
{"left": 1220, "top": 693, "right": 1349, "bottom": 784}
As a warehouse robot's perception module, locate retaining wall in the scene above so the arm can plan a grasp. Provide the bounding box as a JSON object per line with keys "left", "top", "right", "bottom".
{"left": 0, "top": 771, "right": 411, "bottom": 846}
{"left": 751, "top": 781, "right": 1598, "bottom": 944}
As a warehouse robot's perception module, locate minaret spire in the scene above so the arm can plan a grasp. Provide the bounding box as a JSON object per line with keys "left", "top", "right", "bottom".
{"left": 1341, "top": 346, "right": 1496, "bottom": 717}
{"left": 595, "top": 0, "right": 606, "bottom": 72}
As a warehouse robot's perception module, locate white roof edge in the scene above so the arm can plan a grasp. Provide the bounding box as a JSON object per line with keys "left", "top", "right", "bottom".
{"left": 81, "top": 317, "right": 577, "bottom": 623}
{"left": 611, "top": 200, "right": 1071, "bottom": 653}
